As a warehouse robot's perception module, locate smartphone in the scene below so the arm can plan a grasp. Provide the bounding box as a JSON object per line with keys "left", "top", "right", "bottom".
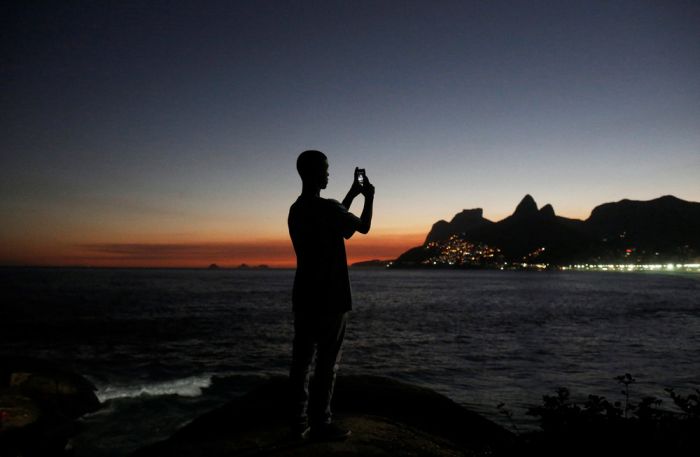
{"left": 357, "top": 168, "right": 366, "bottom": 186}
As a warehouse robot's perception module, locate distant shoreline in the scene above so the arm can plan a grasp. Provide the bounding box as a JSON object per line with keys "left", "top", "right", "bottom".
{"left": 2, "top": 264, "right": 699, "bottom": 275}
{"left": 0, "top": 264, "right": 296, "bottom": 271}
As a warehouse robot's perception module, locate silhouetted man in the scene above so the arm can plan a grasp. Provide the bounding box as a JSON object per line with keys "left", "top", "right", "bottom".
{"left": 288, "top": 150, "right": 374, "bottom": 440}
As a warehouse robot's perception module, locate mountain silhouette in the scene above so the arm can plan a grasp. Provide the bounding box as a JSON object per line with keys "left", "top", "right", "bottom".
{"left": 395, "top": 195, "right": 700, "bottom": 266}
{"left": 424, "top": 208, "right": 493, "bottom": 244}
{"left": 585, "top": 195, "right": 700, "bottom": 260}
{"left": 512, "top": 194, "right": 539, "bottom": 218}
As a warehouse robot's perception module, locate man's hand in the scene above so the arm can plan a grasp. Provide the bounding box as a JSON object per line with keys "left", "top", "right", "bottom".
{"left": 361, "top": 172, "right": 375, "bottom": 199}
{"left": 343, "top": 167, "right": 363, "bottom": 209}
{"left": 350, "top": 167, "right": 363, "bottom": 197}
{"left": 343, "top": 167, "right": 374, "bottom": 210}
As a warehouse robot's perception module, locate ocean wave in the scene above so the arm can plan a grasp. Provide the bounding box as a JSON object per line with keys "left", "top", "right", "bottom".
{"left": 96, "top": 375, "right": 213, "bottom": 402}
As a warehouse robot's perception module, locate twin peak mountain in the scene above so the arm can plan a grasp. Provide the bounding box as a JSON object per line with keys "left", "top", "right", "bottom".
{"left": 394, "top": 194, "right": 700, "bottom": 265}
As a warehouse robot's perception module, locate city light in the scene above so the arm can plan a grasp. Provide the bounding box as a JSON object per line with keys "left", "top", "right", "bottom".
{"left": 390, "top": 235, "right": 700, "bottom": 273}
{"left": 562, "top": 264, "right": 700, "bottom": 272}
{"left": 421, "top": 235, "right": 502, "bottom": 267}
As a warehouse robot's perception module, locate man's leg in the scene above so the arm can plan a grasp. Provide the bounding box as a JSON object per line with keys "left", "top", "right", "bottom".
{"left": 310, "top": 312, "right": 347, "bottom": 428}
{"left": 289, "top": 312, "right": 315, "bottom": 432}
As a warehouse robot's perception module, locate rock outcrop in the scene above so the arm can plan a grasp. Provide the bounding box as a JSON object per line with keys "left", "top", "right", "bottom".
{"left": 0, "top": 357, "right": 101, "bottom": 456}
{"left": 424, "top": 208, "right": 493, "bottom": 244}
{"left": 511, "top": 194, "right": 539, "bottom": 219}
{"left": 132, "top": 375, "right": 515, "bottom": 456}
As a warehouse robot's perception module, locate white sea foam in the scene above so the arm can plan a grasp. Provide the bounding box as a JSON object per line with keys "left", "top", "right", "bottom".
{"left": 96, "top": 375, "right": 212, "bottom": 402}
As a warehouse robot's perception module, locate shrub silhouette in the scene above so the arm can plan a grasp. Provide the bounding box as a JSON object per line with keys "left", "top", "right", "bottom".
{"left": 517, "top": 374, "right": 699, "bottom": 456}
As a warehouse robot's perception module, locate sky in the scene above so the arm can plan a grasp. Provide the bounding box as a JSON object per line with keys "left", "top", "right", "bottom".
{"left": 2, "top": 0, "right": 699, "bottom": 267}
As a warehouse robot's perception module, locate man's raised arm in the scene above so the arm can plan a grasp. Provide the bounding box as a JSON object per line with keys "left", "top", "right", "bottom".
{"left": 356, "top": 177, "right": 374, "bottom": 235}
{"left": 338, "top": 169, "right": 375, "bottom": 238}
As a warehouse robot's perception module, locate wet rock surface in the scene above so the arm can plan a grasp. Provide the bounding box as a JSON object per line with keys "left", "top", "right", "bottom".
{"left": 132, "top": 375, "right": 515, "bottom": 456}
{"left": 0, "top": 357, "right": 101, "bottom": 456}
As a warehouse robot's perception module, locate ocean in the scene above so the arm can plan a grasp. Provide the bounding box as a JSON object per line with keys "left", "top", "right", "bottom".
{"left": 2, "top": 267, "right": 699, "bottom": 456}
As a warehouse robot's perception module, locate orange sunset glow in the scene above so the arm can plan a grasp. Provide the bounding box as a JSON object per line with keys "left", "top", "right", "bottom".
{"left": 0, "top": 233, "right": 425, "bottom": 269}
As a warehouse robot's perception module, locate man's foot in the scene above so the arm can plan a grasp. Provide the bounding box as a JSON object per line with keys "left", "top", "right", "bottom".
{"left": 311, "top": 422, "right": 352, "bottom": 441}
{"left": 291, "top": 422, "right": 311, "bottom": 440}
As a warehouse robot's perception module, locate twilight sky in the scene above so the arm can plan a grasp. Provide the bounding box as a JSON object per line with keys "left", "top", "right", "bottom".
{"left": 2, "top": 0, "right": 699, "bottom": 267}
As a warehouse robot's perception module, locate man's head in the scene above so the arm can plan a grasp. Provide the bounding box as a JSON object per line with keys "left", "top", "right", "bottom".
{"left": 296, "top": 150, "right": 329, "bottom": 189}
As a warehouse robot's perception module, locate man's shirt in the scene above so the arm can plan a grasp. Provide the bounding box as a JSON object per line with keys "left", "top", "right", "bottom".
{"left": 288, "top": 195, "right": 360, "bottom": 313}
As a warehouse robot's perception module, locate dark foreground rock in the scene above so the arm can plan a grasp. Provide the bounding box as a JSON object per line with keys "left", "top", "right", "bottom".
{"left": 132, "top": 375, "right": 515, "bottom": 456}
{"left": 0, "top": 357, "right": 101, "bottom": 456}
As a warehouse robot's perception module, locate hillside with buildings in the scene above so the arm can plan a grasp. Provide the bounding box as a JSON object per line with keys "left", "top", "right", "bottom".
{"left": 388, "top": 195, "right": 700, "bottom": 270}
